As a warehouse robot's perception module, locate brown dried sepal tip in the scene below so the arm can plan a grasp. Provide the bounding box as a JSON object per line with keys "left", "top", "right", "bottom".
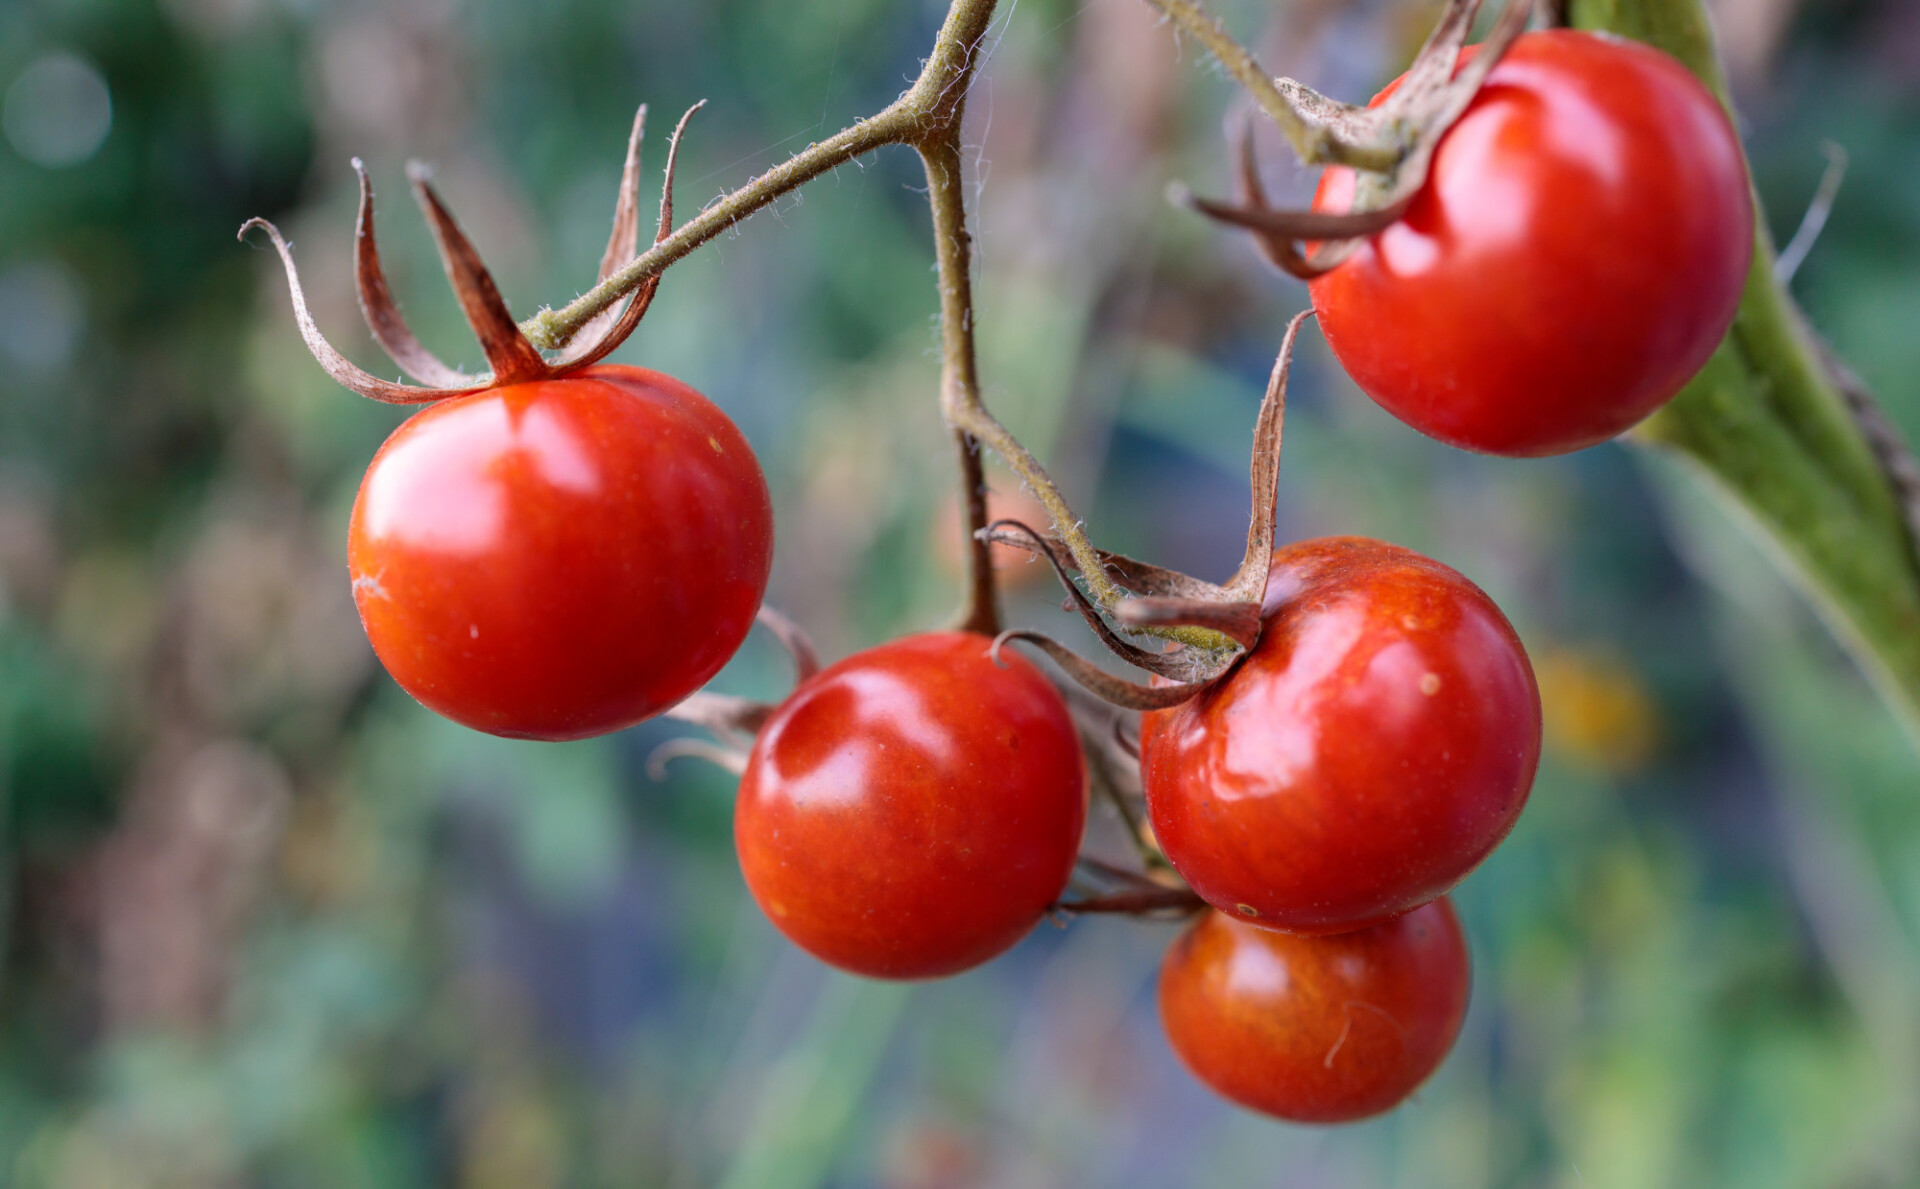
{"left": 238, "top": 101, "right": 706, "bottom": 404}
{"left": 985, "top": 312, "right": 1313, "bottom": 711}
{"left": 1177, "top": 0, "right": 1534, "bottom": 280}
{"left": 657, "top": 605, "right": 821, "bottom": 738}
{"left": 647, "top": 604, "right": 823, "bottom": 781}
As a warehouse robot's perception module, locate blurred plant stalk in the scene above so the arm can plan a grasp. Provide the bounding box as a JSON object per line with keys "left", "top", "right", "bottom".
{"left": 1575, "top": 0, "right": 1920, "bottom": 750}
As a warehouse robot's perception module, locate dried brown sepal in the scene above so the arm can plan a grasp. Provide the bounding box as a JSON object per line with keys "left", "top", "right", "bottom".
{"left": 406, "top": 163, "right": 550, "bottom": 386}
{"left": 755, "top": 603, "right": 822, "bottom": 685}
{"left": 1362, "top": 0, "right": 1532, "bottom": 209}
{"left": 237, "top": 218, "right": 481, "bottom": 405}
{"left": 1112, "top": 596, "right": 1262, "bottom": 649}
{"left": 981, "top": 527, "right": 1230, "bottom": 602}
{"left": 551, "top": 105, "right": 649, "bottom": 368}
{"left": 246, "top": 101, "right": 703, "bottom": 405}
{"left": 1272, "top": 78, "right": 1379, "bottom": 145}
{"left": 598, "top": 108, "right": 650, "bottom": 285}
{"left": 660, "top": 690, "right": 775, "bottom": 740}
{"left": 1174, "top": 146, "right": 1412, "bottom": 280}
{"left": 652, "top": 606, "right": 813, "bottom": 764}
{"left": 992, "top": 630, "right": 1216, "bottom": 711}
{"left": 983, "top": 521, "right": 1216, "bottom": 682}
{"left": 1223, "top": 310, "right": 1311, "bottom": 599}
{"left": 1092, "top": 549, "right": 1232, "bottom": 601}
{"left": 1175, "top": 178, "right": 1414, "bottom": 243}
{"left": 1177, "top": 0, "right": 1534, "bottom": 279}
{"left": 645, "top": 737, "right": 750, "bottom": 781}
{"left": 353, "top": 159, "right": 476, "bottom": 388}
{"left": 1396, "top": 0, "right": 1485, "bottom": 98}
{"left": 554, "top": 100, "right": 705, "bottom": 371}
{"left": 1227, "top": 116, "right": 1318, "bottom": 278}
{"left": 979, "top": 314, "right": 1311, "bottom": 690}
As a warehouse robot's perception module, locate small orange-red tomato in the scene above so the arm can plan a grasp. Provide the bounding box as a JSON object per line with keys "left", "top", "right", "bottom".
{"left": 1310, "top": 30, "right": 1753, "bottom": 457}
{"left": 1159, "top": 901, "right": 1471, "bottom": 1124}
{"left": 348, "top": 365, "right": 773, "bottom": 741}
{"left": 1141, "top": 537, "right": 1540, "bottom": 934}
{"left": 734, "top": 632, "right": 1087, "bottom": 980}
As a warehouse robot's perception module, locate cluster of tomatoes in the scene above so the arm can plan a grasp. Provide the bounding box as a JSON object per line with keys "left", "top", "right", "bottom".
{"left": 336, "top": 28, "right": 1751, "bottom": 1125}
{"left": 727, "top": 537, "right": 1541, "bottom": 1124}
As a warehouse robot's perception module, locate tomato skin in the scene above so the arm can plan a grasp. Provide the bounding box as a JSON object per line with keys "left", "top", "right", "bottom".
{"left": 734, "top": 632, "right": 1087, "bottom": 980}
{"left": 1140, "top": 537, "right": 1539, "bottom": 934}
{"left": 348, "top": 364, "right": 773, "bottom": 741}
{"left": 1309, "top": 29, "right": 1753, "bottom": 457}
{"left": 1159, "top": 901, "right": 1470, "bottom": 1123}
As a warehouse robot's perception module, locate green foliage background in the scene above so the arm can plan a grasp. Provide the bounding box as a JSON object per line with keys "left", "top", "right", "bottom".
{"left": 1, "top": 0, "right": 1918, "bottom": 1185}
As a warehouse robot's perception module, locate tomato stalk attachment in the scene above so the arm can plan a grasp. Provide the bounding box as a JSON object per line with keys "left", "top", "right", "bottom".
{"left": 987, "top": 312, "right": 1313, "bottom": 710}
{"left": 1150, "top": 0, "right": 1534, "bottom": 279}
{"left": 239, "top": 101, "right": 701, "bottom": 403}
{"left": 1061, "top": 839, "right": 1202, "bottom": 919}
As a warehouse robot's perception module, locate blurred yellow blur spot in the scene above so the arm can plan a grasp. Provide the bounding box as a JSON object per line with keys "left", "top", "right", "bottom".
{"left": 54, "top": 548, "right": 157, "bottom": 671}
{"left": 1536, "top": 647, "right": 1660, "bottom": 776}
{"left": 460, "top": 1081, "right": 565, "bottom": 1189}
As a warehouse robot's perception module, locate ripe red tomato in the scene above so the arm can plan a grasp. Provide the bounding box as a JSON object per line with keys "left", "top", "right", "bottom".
{"left": 1140, "top": 537, "right": 1539, "bottom": 934}
{"left": 348, "top": 364, "right": 773, "bottom": 740}
{"left": 1159, "top": 900, "right": 1470, "bottom": 1123}
{"left": 1310, "top": 29, "right": 1753, "bottom": 457}
{"left": 734, "top": 632, "right": 1087, "bottom": 980}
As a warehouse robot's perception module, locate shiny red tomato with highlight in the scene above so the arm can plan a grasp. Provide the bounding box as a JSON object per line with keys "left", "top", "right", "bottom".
{"left": 348, "top": 364, "right": 773, "bottom": 740}
{"left": 1159, "top": 900, "right": 1471, "bottom": 1124}
{"left": 1310, "top": 29, "right": 1753, "bottom": 456}
{"left": 734, "top": 632, "right": 1087, "bottom": 980}
{"left": 1140, "top": 537, "right": 1540, "bottom": 934}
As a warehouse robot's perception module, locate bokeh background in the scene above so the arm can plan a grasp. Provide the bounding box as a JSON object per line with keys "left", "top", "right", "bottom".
{"left": 3, "top": 0, "right": 1919, "bottom": 1185}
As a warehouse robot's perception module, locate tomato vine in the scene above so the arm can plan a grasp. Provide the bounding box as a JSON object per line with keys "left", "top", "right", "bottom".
{"left": 240, "top": 0, "right": 1920, "bottom": 1128}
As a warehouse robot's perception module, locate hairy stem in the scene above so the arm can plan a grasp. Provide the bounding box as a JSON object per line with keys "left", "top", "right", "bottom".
{"left": 910, "top": 0, "right": 1004, "bottom": 636}
{"left": 917, "top": 97, "right": 1125, "bottom": 641}
{"left": 516, "top": 0, "right": 1231, "bottom": 654}
{"left": 922, "top": 135, "right": 1235, "bottom": 652}
{"left": 522, "top": 109, "right": 916, "bottom": 350}
{"left": 1571, "top": 0, "right": 1920, "bottom": 747}
{"left": 1138, "top": 0, "right": 1402, "bottom": 172}
{"left": 522, "top": 0, "right": 1008, "bottom": 351}
{"left": 918, "top": 135, "right": 1001, "bottom": 636}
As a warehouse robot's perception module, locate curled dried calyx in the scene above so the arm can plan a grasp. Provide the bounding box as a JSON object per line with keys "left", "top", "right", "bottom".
{"left": 1162, "top": 0, "right": 1534, "bottom": 279}
{"left": 650, "top": 605, "right": 821, "bottom": 776}
{"left": 989, "top": 312, "right": 1312, "bottom": 711}
{"left": 238, "top": 102, "right": 705, "bottom": 404}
